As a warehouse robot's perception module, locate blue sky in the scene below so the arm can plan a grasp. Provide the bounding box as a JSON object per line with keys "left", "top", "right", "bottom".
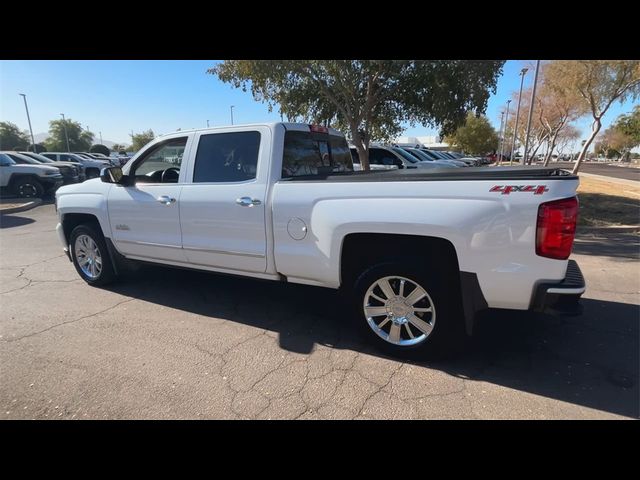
{"left": 1, "top": 60, "right": 637, "bottom": 151}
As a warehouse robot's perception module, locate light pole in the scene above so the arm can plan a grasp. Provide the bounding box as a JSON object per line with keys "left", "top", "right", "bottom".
{"left": 509, "top": 67, "right": 529, "bottom": 165}
{"left": 499, "top": 100, "right": 512, "bottom": 164}
{"left": 206, "top": 120, "right": 210, "bottom": 128}
{"left": 497, "top": 111, "right": 505, "bottom": 165}
{"left": 523, "top": 60, "right": 541, "bottom": 165}
{"left": 99, "top": 131, "right": 103, "bottom": 144}
{"left": 19, "top": 94, "right": 36, "bottom": 152}
{"left": 230, "top": 105, "right": 235, "bottom": 125}
{"left": 60, "top": 113, "right": 70, "bottom": 152}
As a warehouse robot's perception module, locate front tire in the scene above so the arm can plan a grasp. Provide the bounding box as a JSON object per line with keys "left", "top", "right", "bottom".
{"left": 351, "top": 260, "right": 466, "bottom": 359}
{"left": 70, "top": 223, "right": 117, "bottom": 286}
{"left": 13, "top": 177, "right": 44, "bottom": 198}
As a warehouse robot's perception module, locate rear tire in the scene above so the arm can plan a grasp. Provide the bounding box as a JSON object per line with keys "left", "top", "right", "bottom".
{"left": 70, "top": 223, "right": 117, "bottom": 286}
{"left": 13, "top": 177, "right": 44, "bottom": 198}
{"left": 350, "top": 260, "right": 466, "bottom": 359}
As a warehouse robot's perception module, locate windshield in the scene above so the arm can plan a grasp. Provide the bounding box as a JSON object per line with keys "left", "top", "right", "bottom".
{"left": 405, "top": 148, "right": 434, "bottom": 162}
{"left": 391, "top": 147, "right": 418, "bottom": 163}
{"left": 21, "top": 152, "right": 53, "bottom": 163}
{"left": 0, "top": 153, "right": 16, "bottom": 166}
{"left": 8, "top": 153, "right": 39, "bottom": 164}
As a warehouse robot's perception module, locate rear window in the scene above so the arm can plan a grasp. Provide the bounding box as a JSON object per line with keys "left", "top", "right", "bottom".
{"left": 282, "top": 131, "right": 353, "bottom": 178}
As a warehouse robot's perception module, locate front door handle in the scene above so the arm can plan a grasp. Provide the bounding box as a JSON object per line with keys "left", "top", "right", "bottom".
{"left": 157, "top": 195, "right": 176, "bottom": 205}
{"left": 236, "top": 197, "right": 261, "bottom": 207}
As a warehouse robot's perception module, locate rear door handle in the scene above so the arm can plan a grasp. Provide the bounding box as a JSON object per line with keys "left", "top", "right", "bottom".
{"left": 236, "top": 197, "right": 261, "bottom": 207}
{"left": 157, "top": 195, "right": 176, "bottom": 205}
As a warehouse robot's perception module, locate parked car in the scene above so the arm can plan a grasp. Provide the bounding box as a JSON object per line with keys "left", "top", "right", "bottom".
{"left": 0, "top": 152, "right": 64, "bottom": 197}
{"left": 75, "top": 152, "right": 118, "bottom": 166}
{"left": 41, "top": 152, "right": 110, "bottom": 179}
{"left": 351, "top": 146, "right": 457, "bottom": 171}
{"left": 439, "top": 151, "right": 482, "bottom": 167}
{"left": 401, "top": 147, "right": 467, "bottom": 168}
{"left": 54, "top": 122, "right": 585, "bottom": 358}
{"left": 7, "top": 152, "right": 80, "bottom": 185}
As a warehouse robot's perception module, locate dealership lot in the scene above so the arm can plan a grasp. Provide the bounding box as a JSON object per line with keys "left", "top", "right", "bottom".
{"left": 0, "top": 204, "right": 637, "bottom": 419}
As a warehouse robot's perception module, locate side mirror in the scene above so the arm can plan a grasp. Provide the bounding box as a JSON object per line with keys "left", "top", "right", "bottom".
{"left": 100, "top": 166, "right": 132, "bottom": 185}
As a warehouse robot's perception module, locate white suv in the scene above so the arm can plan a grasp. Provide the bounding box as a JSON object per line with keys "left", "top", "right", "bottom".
{"left": 0, "top": 153, "right": 64, "bottom": 197}
{"left": 41, "top": 152, "right": 110, "bottom": 179}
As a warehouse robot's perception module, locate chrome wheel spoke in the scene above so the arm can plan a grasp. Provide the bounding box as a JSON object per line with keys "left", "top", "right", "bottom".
{"left": 370, "top": 292, "right": 387, "bottom": 304}
{"left": 404, "top": 323, "right": 415, "bottom": 339}
{"left": 404, "top": 287, "right": 427, "bottom": 306}
{"left": 407, "top": 313, "right": 433, "bottom": 335}
{"left": 377, "top": 316, "right": 391, "bottom": 329}
{"left": 398, "top": 279, "right": 405, "bottom": 297}
{"left": 388, "top": 323, "right": 401, "bottom": 344}
{"left": 413, "top": 306, "right": 432, "bottom": 313}
{"left": 364, "top": 305, "right": 388, "bottom": 317}
{"left": 377, "top": 278, "right": 396, "bottom": 300}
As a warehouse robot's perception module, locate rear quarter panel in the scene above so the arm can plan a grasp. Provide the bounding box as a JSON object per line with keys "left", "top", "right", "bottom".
{"left": 271, "top": 176, "right": 579, "bottom": 309}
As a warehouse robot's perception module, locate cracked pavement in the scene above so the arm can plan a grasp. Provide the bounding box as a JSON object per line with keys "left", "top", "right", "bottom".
{"left": 0, "top": 204, "right": 638, "bottom": 419}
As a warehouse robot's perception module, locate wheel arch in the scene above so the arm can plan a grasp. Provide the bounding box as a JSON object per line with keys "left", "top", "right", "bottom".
{"left": 340, "top": 232, "right": 486, "bottom": 335}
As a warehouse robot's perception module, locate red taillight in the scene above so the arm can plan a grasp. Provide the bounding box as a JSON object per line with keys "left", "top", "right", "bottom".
{"left": 536, "top": 196, "right": 579, "bottom": 260}
{"left": 309, "top": 124, "right": 329, "bottom": 133}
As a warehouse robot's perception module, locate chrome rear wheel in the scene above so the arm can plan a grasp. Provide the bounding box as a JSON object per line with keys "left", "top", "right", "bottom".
{"left": 363, "top": 275, "right": 436, "bottom": 347}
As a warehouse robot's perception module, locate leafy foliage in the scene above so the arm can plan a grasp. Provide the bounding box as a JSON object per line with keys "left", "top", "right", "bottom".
{"left": 445, "top": 113, "right": 498, "bottom": 155}
{"left": 0, "top": 121, "right": 30, "bottom": 150}
{"left": 28, "top": 143, "right": 47, "bottom": 153}
{"left": 209, "top": 60, "right": 505, "bottom": 169}
{"left": 90, "top": 144, "right": 111, "bottom": 156}
{"left": 543, "top": 61, "right": 640, "bottom": 173}
{"left": 131, "top": 130, "right": 155, "bottom": 151}
{"left": 44, "top": 118, "right": 94, "bottom": 151}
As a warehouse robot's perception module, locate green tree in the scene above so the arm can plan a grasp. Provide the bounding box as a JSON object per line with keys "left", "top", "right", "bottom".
{"left": 130, "top": 130, "right": 155, "bottom": 151}
{"left": 445, "top": 113, "right": 499, "bottom": 155}
{"left": 543, "top": 61, "right": 640, "bottom": 173}
{"left": 90, "top": 144, "right": 111, "bottom": 156}
{"left": 44, "top": 118, "right": 94, "bottom": 151}
{"left": 613, "top": 105, "right": 640, "bottom": 161}
{"left": 209, "top": 60, "right": 505, "bottom": 170}
{"left": 0, "top": 121, "right": 30, "bottom": 150}
{"left": 27, "top": 143, "right": 47, "bottom": 153}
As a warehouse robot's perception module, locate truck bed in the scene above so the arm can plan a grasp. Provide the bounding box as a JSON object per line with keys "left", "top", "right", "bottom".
{"left": 280, "top": 166, "right": 577, "bottom": 182}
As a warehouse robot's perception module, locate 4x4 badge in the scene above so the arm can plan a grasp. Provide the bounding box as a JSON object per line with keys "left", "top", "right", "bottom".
{"left": 490, "top": 185, "right": 549, "bottom": 195}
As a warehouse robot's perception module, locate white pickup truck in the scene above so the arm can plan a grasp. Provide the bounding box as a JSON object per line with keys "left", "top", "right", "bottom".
{"left": 54, "top": 122, "right": 585, "bottom": 357}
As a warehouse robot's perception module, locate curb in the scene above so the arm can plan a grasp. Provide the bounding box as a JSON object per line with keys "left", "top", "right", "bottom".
{"left": 0, "top": 198, "right": 43, "bottom": 215}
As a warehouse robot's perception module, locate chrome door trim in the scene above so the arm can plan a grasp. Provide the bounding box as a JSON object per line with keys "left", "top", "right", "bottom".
{"left": 117, "top": 239, "right": 183, "bottom": 249}
{"left": 182, "top": 245, "right": 265, "bottom": 258}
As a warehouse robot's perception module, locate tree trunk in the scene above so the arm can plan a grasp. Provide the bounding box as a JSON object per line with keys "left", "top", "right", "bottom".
{"left": 543, "top": 132, "right": 559, "bottom": 166}
{"left": 572, "top": 118, "right": 602, "bottom": 174}
{"left": 349, "top": 126, "right": 370, "bottom": 171}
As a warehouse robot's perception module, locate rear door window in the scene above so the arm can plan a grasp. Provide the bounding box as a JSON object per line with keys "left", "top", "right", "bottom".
{"left": 193, "top": 131, "right": 261, "bottom": 183}
{"left": 282, "top": 131, "right": 353, "bottom": 178}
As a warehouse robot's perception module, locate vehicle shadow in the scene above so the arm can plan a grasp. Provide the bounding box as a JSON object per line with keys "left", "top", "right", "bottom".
{"left": 0, "top": 215, "right": 36, "bottom": 229}
{"left": 108, "top": 264, "right": 639, "bottom": 418}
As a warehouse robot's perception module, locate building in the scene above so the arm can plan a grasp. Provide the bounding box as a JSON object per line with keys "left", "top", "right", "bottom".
{"left": 393, "top": 135, "right": 451, "bottom": 151}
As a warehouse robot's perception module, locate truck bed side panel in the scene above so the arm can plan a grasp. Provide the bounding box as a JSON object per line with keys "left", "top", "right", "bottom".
{"left": 271, "top": 177, "right": 579, "bottom": 310}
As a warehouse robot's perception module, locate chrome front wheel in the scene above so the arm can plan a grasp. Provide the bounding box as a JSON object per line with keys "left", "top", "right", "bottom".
{"left": 74, "top": 234, "right": 103, "bottom": 279}
{"left": 363, "top": 275, "right": 436, "bottom": 347}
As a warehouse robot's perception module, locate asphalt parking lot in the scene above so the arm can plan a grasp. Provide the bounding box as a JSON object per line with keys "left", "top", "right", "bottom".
{"left": 0, "top": 204, "right": 638, "bottom": 419}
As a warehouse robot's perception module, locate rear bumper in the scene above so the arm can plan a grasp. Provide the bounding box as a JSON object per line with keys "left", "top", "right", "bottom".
{"left": 531, "top": 260, "right": 586, "bottom": 315}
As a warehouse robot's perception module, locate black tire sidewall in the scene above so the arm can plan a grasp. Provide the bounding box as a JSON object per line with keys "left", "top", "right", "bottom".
{"left": 351, "top": 260, "right": 464, "bottom": 359}
{"left": 69, "top": 223, "right": 115, "bottom": 286}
